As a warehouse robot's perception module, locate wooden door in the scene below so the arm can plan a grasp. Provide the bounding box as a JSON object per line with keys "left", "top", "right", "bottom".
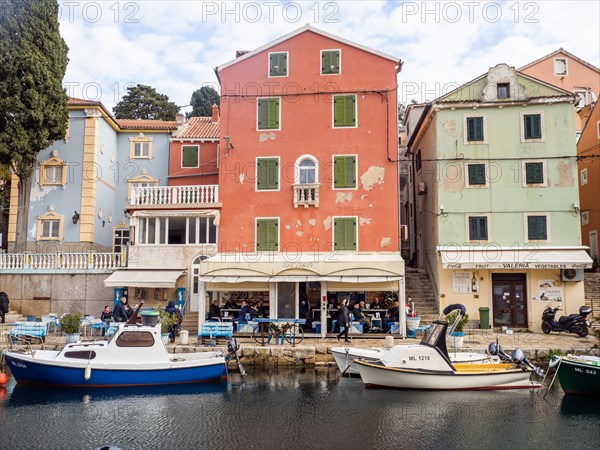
{"left": 492, "top": 274, "right": 528, "bottom": 327}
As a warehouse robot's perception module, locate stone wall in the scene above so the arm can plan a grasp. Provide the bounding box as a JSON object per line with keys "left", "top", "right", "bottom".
{"left": 584, "top": 272, "right": 600, "bottom": 328}
{"left": 0, "top": 273, "right": 114, "bottom": 317}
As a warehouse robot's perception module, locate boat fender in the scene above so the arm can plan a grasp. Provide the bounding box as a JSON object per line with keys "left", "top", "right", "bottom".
{"left": 84, "top": 364, "right": 92, "bottom": 381}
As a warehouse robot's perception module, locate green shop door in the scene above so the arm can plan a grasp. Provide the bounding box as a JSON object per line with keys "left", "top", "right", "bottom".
{"left": 492, "top": 273, "right": 528, "bottom": 328}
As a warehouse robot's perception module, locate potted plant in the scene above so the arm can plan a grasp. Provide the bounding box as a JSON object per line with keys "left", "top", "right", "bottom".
{"left": 157, "top": 306, "right": 178, "bottom": 345}
{"left": 446, "top": 310, "right": 469, "bottom": 348}
{"left": 61, "top": 312, "right": 82, "bottom": 343}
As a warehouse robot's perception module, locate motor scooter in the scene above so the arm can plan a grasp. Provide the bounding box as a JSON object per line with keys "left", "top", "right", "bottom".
{"left": 541, "top": 304, "right": 592, "bottom": 337}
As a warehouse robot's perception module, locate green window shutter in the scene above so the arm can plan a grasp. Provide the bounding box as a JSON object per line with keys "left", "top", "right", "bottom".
{"left": 469, "top": 217, "right": 488, "bottom": 240}
{"left": 258, "top": 98, "right": 280, "bottom": 130}
{"left": 269, "top": 53, "right": 287, "bottom": 76}
{"left": 257, "top": 158, "right": 279, "bottom": 190}
{"left": 334, "top": 217, "right": 357, "bottom": 251}
{"left": 257, "top": 219, "right": 278, "bottom": 251}
{"left": 468, "top": 164, "right": 486, "bottom": 185}
{"left": 527, "top": 216, "right": 547, "bottom": 240}
{"left": 467, "top": 117, "right": 484, "bottom": 141}
{"left": 334, "top": 155, "right": 356, "bottom": 189}
{"left": 322, "top": 50, "right": 340, "bottom": 74}
{"left": 333, "top": 95, "right": 356, "bottom": 127}
{"left": 525, "top": 163, "right": 544, "bottom": 184}
{"left": 524, "top": 114, "right": 542, "bottom": 139}
{"left": 182, "top": 146, "right": 198, "bottom": 168}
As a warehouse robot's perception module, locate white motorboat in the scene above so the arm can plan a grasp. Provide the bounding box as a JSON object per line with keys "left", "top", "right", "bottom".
{"left": 355, "top": 320, "right": 541, "bottom": 390}
{"left": 331, "top": 346, "right": 497, "bottom": 376}
{"left": 3, "top": 306, "right": 230, "bottom": 387}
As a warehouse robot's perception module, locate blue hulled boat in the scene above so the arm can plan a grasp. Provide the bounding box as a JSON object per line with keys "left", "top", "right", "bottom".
{"left": 3, "top": 320, "right": 227, "bottom": 387}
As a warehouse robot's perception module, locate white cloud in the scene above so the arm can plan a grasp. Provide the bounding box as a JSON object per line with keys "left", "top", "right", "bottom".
{"left": 59, "top": 0, "right": 599, "bottom": 110}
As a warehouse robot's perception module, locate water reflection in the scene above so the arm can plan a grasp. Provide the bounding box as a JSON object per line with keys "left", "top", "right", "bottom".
{"left": 0, "top": 367, "right": 599, "bottom": 449}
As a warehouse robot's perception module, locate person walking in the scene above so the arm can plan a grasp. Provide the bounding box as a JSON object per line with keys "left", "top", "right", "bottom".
{"left": 113, "top": 296, "right": 128, "bottom": 322}
{"left": 0, "top": 292, "right": 9, "bottom": 323}
{"left": 336, "top": 300, "right": 351, "bottom": 343}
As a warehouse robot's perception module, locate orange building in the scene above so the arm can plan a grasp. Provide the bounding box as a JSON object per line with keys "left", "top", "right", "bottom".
{"left": 169, "top": 109, "right": 220, "bottom": 186}
{"left": 577, "top": 101, "right": 600, "bottom": 262}
{"left": 520, "top": 48, "right": 600, "bottom": 135}
{"left": 193, "top": 25, "right": 405, "bottom": 332}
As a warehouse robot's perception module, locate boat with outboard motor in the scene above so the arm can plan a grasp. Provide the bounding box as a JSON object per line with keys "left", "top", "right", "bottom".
{"left": 331, "top": 346, "right": 498, "bottom": 376}
{"left": 2, "top": 303, "right": 232, "bottom": 387}
{"left": 355, "top": 320, "right": 543, "bottom": 390}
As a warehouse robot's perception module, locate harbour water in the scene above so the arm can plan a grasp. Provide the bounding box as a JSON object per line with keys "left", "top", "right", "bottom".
{"left": 0, "top": 367, "right": 598, "bottom": 449}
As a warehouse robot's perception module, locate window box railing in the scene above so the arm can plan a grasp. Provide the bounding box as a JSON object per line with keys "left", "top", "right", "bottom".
{"left": 293, "top": 184, "right": 320, "bottom": 208}
{"left": 131, "top": 185, "right": 219, "bottom": 206}
{"left": 0, "top": 252, "right": 122, "bottom": 271}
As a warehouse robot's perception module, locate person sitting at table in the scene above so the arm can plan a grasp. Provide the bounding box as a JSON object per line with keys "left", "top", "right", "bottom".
{"left": 257, "top": 300, "right": 269, "bottom": 318}
{"left": 352, "top": 301, "right": 371, "bottom": 332}
{"left": 370, "top": 297, "right": 382, "bottom": 310}
{"left": 383, "top": 300, "right": 400, "bottom": 333}
{"left": 238, "top": 301, "right": 250, "bottom": 321}
{"left": 248, "top": 302, "right": 260, "bottom": 319}
{"left": 208, "top": 300, "right": 221, "bottom": 321}
{"left": 100, "top": 305, "right": 113, "bottom": 322}
{"left": 224, "top": 299, "right": 238, "bottom": 309}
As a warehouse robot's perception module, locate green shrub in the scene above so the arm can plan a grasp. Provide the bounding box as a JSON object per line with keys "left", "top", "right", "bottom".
{"left": 60, "top": 313, "right": 82, "bottom": 334}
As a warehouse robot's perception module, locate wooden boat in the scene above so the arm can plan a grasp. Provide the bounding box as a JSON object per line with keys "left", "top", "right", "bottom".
{"left": 331, "top": 346, "right": 498, "bottom": 376}
{"left": 2, "top": 306, "right": 228, "bottom": 387}
{"left": 549, "top": 354, "right": 600, "bottom": 395}
{"left": 355, "top": 320, "right": 541, "bottom": 390}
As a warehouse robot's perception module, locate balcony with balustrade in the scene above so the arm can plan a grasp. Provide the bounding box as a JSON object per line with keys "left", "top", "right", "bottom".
{"left": 293, "top": 184, "right": 320, "bottom": 208}
{"left": 130, "top": 185, "right": 220, "bottom": 209}
{"left": 0, "top": 252, "right": 122, "bottom": 273}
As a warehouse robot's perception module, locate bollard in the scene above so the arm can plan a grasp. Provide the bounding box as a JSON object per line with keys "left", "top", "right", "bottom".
{"left": 179, "top": 329, "right": 189, "bottom": 345}
{"left": 384, "top": 335, "right": 394, "bottom": 348}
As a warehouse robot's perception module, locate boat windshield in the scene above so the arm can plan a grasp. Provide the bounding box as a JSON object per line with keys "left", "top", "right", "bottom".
{"left": 115, "top": 330, "right": 155, "bottom": 347}
{"left": 421, "top": 322, "right": 445, "bottom": 347}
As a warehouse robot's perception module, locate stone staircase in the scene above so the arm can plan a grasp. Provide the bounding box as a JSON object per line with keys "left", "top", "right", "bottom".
{"left": 404, "top": 268, "right": 439, "bottom": 325}
{"left": 181, "top": 311, "right": 199, "bottom": 337}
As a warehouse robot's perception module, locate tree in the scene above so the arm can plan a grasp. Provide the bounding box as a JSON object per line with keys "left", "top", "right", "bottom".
{"left": 113, "top": 84, "right": 179, "bottom": 120}
{"left": 188, "top": 86, "right": 220, "bottom": 118}
{"left": 0, "top": 0, "right": 69, "bottom": 252}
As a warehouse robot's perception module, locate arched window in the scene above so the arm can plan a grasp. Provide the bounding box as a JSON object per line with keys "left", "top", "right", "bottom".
{"left": 295, "top": 155, "right": 318, "bottom": 184}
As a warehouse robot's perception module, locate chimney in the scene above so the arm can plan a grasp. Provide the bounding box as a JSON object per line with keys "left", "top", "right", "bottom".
{"left": 236, "top": 50, "right": 250, "bottom": 58}
{"left": 211, "top": 104, "right": 220, "bottom": 123}
{"left": 176, "top": 114, "right": 186, "bottom": 126}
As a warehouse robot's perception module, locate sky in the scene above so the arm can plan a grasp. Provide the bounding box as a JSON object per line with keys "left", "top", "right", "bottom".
{"left": 58, "top": 0, "right": 600, "bottom": 114}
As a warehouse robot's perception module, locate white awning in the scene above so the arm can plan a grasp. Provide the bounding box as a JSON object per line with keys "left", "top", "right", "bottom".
{"left": 438, "top": 247, "right": 593, "bottom": 269}
{"left": 199, "top": 275, "right": 401, "bottom": 283}
{"left": 104, "top": 270, "right": 184, "bottom": 288}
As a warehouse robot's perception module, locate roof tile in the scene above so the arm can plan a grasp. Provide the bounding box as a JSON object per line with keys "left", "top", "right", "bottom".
{"left": 177, "top": 117, "right": 220, "bottom": 139}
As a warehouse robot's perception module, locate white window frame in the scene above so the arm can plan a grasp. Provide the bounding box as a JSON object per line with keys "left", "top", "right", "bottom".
{"left": 255, "top": 156, "right": 281, "bottom": 192}
{"left": 597, "top": 121, "right": 600, "bottom": 139}
{"left": 36, "top": 210, "right": 64, "bottom": 241}
{"left": 464, "top": 162, "right": 490, "bottom": 188}
{"left": 580, "top": 168, "right": 588, "bottom": 185}
{"left": 332, "top": 215, "right": 359, "bottom": 252}
{"left": 134, "top": 141, "right": 150, "bottom": 158}
{"left": 267, "top": 51, "right": 289, "bottom": 78}
{"left": 255, "top": 217, "right": 280, "bottom": 252}
{"left": 129, "top": 133, "right": 153, "bottom": 160}
{"left": 320, "top": 49, "right": 341, "bottom": 76}
{"left": 554, "top": 57, "right": 568, "bottom": 76}
{"left": 574, "top": 89, "right": 589, "bottom": 109}
{"left": 463, "top": 114, "right": 487, "bottom": 144}
{"left": 524, "top": 213, "right": 551, "bottom": 243}
{"left": 520, "top": 111, "right": 545, "bottom": 143}
{"left": 522, "top": 160, "right": 548, "bottom": 187}
{"left": 332, "top": 94, "right": 358, "bottom": 129}
{"left": 181, "top": 144, "right": 200, "bottom": 169}
{"left": 294, "top": 154, "right": 319, "bottom": 184}
{"left": 256, "top": 97, "right": 281, "bottom": 131}
{"left": 332, "top": 154, "right": 358, "bottom": 191}
{"left": 581, "top": 211, "right": 589, "bottom": 225}
{"left": 465, "top": 214, "right": 491, "bottom": 243}
{"left": 136, "top": 216, "right": 217, "bottom": 246}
